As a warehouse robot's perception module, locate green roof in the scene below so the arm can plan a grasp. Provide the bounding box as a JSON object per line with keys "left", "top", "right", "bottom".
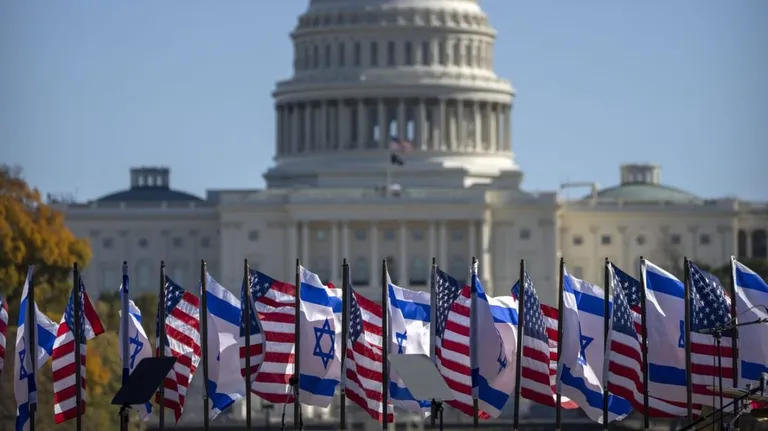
{"left": 588, "top": 183, "right": 699, "bottom": 203}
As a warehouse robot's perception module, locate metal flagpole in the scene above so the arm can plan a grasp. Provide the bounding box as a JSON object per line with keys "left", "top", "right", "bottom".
{"left": 340, "top": 259, "right": 349, "bottom": 430}
{"left": 120, "top": 262, "right": 130, "bottom": 431}
{"left": 200, "top": 260, "right": 210, "bottom": 431}
{"left": 512, "top": 259, "right": 526, "bottom": 431}
{"left": 429, "top": 257, "right": 437, "bottom": 431}
{"left": 293, "top": 258, "right": 302, "bottom": 430}
{"left": 471, "top": 257, "right": 479, "bottom": 429}
{"left": 381, "top": 259, "right": 389, "bottom": 430}
{"left": 28, "top": 265, "right": 37, "bottom": 431}
{"left": 243, "top": 259, "right": 253, "bottom": 430}
{"left": 638, "top": 257, "right": 650, "bottom": 430}
{"left": 683, "top": 257, "right": 693, "bottom": 423}
{"left": 728, "top": 256, "right": 740, "bottom": 430}
{"left": 73, "top": 262, "right": 83, "bottom": 431}
{"left": 158, "top": 261, "right": 167, "bottom": 431}
{"left": 555, "top": 258, "right": 565, "bottom": 431}
{"left": 602, "top": 258, "right": 610, "bottom": 430}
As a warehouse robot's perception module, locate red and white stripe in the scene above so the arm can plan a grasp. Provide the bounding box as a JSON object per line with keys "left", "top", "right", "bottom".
{"left": 251, "top": 278, "right": 297, "bottom": 403}
{"left": 344, "top": 290, "right": 393, "bottom": 423}
{"left": 0, "top": 295, "right": 8, "bottom": 379}
{"left": 540, "top": 304, "right": 578, "bottom": 409}
{"left": 436, "top": 285, "right": 490, "bottom": 418}
{"left": 156, "top": 290, "right": 201, "bottom": 423}
{"left": 51, "top": 292, "right": 105, "bottom": 423}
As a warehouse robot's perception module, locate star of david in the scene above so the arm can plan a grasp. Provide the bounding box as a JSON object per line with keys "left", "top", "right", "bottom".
{"left": 395, "top": 331, "right": 408, "bottom": 354}
{"left": 18, "top": 348, "right": 28, "bottom": 379}
{"left": 578, "top": 327, "right": 593, "bottom": 366}
{"left": 678, "top": 319, "right": 686, "bottom": 348}
{"left": 129, "top": 330, "right": 144, "bottom": 369}
{"left": 497, "top": 340, "right": 508, "bottom": 373}
{"left": 313, "top": 318, "right": 335, "bottom": 369}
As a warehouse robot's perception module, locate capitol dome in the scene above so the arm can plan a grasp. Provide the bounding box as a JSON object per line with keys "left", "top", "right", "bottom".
{"left": 265, "top": 0, "right": 519, "bottom": 189}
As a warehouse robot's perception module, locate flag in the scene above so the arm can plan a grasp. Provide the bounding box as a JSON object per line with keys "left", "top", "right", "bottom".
{"left": 433, "top": 267, "right": 489, "bottom": 418}
{"left": 539, "top": 303, "right": 578, "bottom": 409}
{"left": 471, "top": 274, "right": 518, "bottom": 418}
{"left": 240, "top": 269, "right": 265, "bottom": 392}
{"left": 247, "top": 270, "right": 297, "bottom": 404}
{"left": 298, "top": 266, "right": 342, "bottom": 407}
{"left": 14, "top": 267, "right": 58, "bottom": 431}
{"left": 387, "top": 282, "right": 431, "bottom": 413}
{"left": 390, "top": 136, "right": 413, "bottom": 166}
{"left": 118, "top": 298, "right": 153, "bottom": 419}
{"left": 732, "top": 259, "right": 768, "bottom": 388}
{"left": 605, "top": 263, "right": 687, "bottom": 417}
{"left": 51, "top": 276, "right": 105, "bottom": 424}
{"left": 344, "top": 286, "right": 393, "bottom": 423}
{"left": 557, "top": 268, "right": 632, "bottom": 423}
{"left": 688, "top": 261, "right": 734, "bottom": 407}
{"left": 155, "top": 276, "right": 201, "bottom": 423}
{"left": 0, "top": 293, "right": 8, "bottom": 379}
{"left": 205, "top": 272, "right": 249, "bottom": 419}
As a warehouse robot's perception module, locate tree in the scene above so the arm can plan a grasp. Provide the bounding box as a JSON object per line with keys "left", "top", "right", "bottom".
{"left": 0, "top": 165, "right": 91, "bottom": 313}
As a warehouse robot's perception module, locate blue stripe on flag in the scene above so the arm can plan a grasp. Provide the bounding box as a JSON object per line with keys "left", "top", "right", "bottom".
{"left": 207, "top": 291, "right": 240, "bottom": 326}
{"left": 645, "top": 269, "right": 684, "bottom": 299}
{"left": 489, "top": 304, "right": 518, "bottom": 325}
{"left": 300, "top": 283, "right": 342, "bottom": 313}
{"left": 299, "top": 373, "right": 338, "bottom": 396}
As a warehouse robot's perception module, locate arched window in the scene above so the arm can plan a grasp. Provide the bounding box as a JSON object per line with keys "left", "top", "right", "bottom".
{"left": 738, "top": 229, "right": 748, "bottom": 258}
{"left": 352, "top": 257, "right": 369, "bottom": 285}
{"left": 409, "top": 257, "right": 427, "bottom": 286}
{"left": 753, "top": 230, "right": 767, "bottom": 259}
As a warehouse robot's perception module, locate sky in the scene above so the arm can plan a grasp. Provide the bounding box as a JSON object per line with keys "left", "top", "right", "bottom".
{"left": 1, "top": 0, "right": 766, "bottom": 201}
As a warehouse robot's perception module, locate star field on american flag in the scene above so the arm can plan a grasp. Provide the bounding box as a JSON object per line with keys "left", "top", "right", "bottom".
{"left": 434, "top": 267, "right": 463, "bottom": 338}
{"left": 64, "top": 277, "right": 87, "bottom": 339}
{"left": 156, "top": 276, "right": 186, "bottom": 341}
{"left": 348, "top": 290, "right": 364, "bottom": 344}
{"left": 611, "top": 270, "right": 637, "bottom": 337}
{"left": 611, "top": 263, "right": 641, "bottom": 309}
{"left": 512, "top": 273, "right": 547, "bottom": 343}
{"left": 240, "top": 269, "right": 262, "bottom": 338}
{"left": 688, "top": 261, "right": 731, "bottom": 334}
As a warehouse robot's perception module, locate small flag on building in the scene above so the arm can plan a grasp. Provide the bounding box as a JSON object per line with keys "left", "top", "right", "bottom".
{"left": 390, "top": 136, "right": 413, "bottom": 166}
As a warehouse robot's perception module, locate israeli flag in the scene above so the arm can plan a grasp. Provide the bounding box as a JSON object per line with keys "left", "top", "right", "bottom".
{"left": 387, "top": 282, "right": 431, "bottom": 413}
{"left": 204, "top": 272, "right": 246, "bottom": 419}
{"left": 299, "top": 266, "right": 342, "bottom": 408}
{"left": 558, "top": 268, "right": 632, "bottom": 424}
{"left": 118, "top": 301, "right": 153, "bottom": 419}
{"left": 732, "top": 258, "right": 768, "bottom": 387}
{"left": 14, "top": 266, "right": 58, "bottom": 431}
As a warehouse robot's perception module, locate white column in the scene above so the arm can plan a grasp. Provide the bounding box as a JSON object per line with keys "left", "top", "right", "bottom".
{"left": 331, "top": 222, "right": 340, "bottom": 282}
{"left": 369, "top": 222, "right": 379, "bottom": 287}
{"left": 481, "top": 212, "right": 492, "bottom": 294}
{"left": 357, "top": 99, "right": 366, "bottom": 149}
{"left": 378, "top": 99, "right": 387, "bottom": 148}
{"left": 399, "top": 222, "right": 408, "bottom": 288}
{"left": 456, "top": 100, "right": 464, "bottom": 151}
{"left": 287, "top": 222, "right": 298, "bottom": 280}
{"left": 417, "top": 100, "right": 427, "bottom": 151}
{"left": 474, "top": 102, "right": 482, "bottom": 152}
{"left": 319, "top": 101, "right": 328, "bottom": 151}
{"left": 341, "top": 222, "right": 350, "bottom": 262}
{"left": 437, "top": 99, "right": 446, "bottom": 150}
{"left": 468, "top": 220, "right": 476, "bottom": 261}
{"left": 397, "top": 99, "right": 406, "bottom": 141}
{"left": 301, "top": 222, "right": 310, "bottom": 266}
{"left": 303, "top": 103, "right": 312, "bottom": 152}
{"left": 337, "top": 99, "right": 345, "bottom": 149}
{"left": 438, "top": 221, "right": 448, "bottom": 267}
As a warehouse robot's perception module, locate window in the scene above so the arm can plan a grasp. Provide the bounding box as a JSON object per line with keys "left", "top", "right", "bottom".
{"left": 449, "top": 256, "right": 466, "bottom": 281}
{"left": 636, "top": 235, "right": 646, "bottom": 246}
{"left": 384, "top": 229, "right": 396, "bottom": 241}
{"left": 248, "top": 230, "right": 260, "bottom": 241}
{"left": 313, "top": 45, "right": 319, "bottom": 68}
{"left": 173, "top": 237, "right": 184, "bottom": 248}
{"left": 370, "top": 41, "right": 378, "bottom": 66}
{"left": 386, "top": 256, "right": 397, "bottom": 283}
{"left": 137, "top": 263, "right": 151, "bottom": 290}
{"left": 172, "top": 266, "right": 186, "bottom": 286}
{"left": 313, "top": 257, "right": 331, "bottom": 282}
{"left": 753, "top": 230, "right": 767, "bottom": 258}
{"left": 601, "top": 235, "right": 612, "bottom": 245}
{"left": 102, "top": 238, "right": 113, "bottom": 249}
{"left": 404, "top": 41, "right": 413, "bottom": 65}
{"left": 700, "top": 234, "right": 711, "bottom": 245}
{"left": 338, "top": 42, "right": 345, "bottom": 67}
{"left": 200, "top": 237, "right": 211, "bottom": 248}
{"left": 452, "top": 229, "right": 464, "bottom": 241}
{"left": 304, "top": 46, "right": 310, "bottom": 69}
{"left": 353, "top": 42, "right": 361, "bottom": 66}
{"left": 138, "top": 238, "right": 149, "bottom": 248}
{"left": 355, "top": 229, "right": 367, "bottom": 241}
{"left": 572, "top": 266, "right": 584, "bottom": 279}
{"left": 670, "top": 234, "right": 682, "bottom": 245}
{"left": 573, "top": 235, "right": 583, "bottom": 246}
{"left": 421, "top": 41, "right": 429, "bottom": 65}
{"left": 102, "top": 267, "right": 117, "bottom": 288}
{"left": 352, "top": 257, "right": 369, "bottom": 284}
{"left": 465, "top": 44, "right": 472, "bottom": 67}
{"left": 316, "top": 229, "right": 327, "bottom": 241}
{"left": 387, "top": 41, "right": 396, "bottom": 66}
{"left": 412, "top": 229, "right": 425, "bottom": 241}
{"left": 409, "top": 257, "right": 427, "bottom": 285}
{"left": 438, "top": 40, "right": 446, "bottom": 65}
{"left": 519, "top": 228, "right": 531, "bottom": 240}
{"left": 324, "top": 44, "right": 331, "bottom": 68}
{"left": 453, "top": 41, "right": 460, "bottom": 66}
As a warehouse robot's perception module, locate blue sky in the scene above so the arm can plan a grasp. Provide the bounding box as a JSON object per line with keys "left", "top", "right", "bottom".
{"left": 2, "top": 0, "right": 766, "bottom": 201}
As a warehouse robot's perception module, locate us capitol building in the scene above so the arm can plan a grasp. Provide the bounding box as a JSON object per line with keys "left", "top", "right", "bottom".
{"left": 53, "top": 0, "right": 766, "bottom": 425}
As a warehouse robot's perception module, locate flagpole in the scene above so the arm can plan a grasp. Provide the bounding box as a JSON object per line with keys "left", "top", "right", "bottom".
{"left": 381, "top": 259, "right": 389, "bottom": 430}
{"left": 158, "top": 261, "right": 167, "bottom": 431}
{"left": 470, "top": 257, "right": 479, "bottom": 429}
{"left": 728, "top": 256, "right": 740, "bottom": 429}
{"left": 638, "top": 257, "right": 650, "bottom": 430}
{"left": 72, "top": 262, "right": 83, "bottom": 431}
{"left": 429, "top": 257, "right": 437, "bottom": 431}
{"left": 683, "top": 257, "right": 693, "bottom": 423}
{"left": 512, "top": 259, "right": 525, "bottom": 431}
{"left": 120, "top": 261, "right": 130, "bottom": 431}
{"left": 200, "top": 260, "right": 210, "bottom": 431}
{"left": 602, "top": 258, "right": 610, "bottom": 430}
{"left": 27, "top": 265, "right": 37, "bottom": 431}
{"left": 243, "top": 259, "right": 252, "bottom": 431}
{"left": 340, "top": 259, "right": 349, "bottom": 431}
{"left": 293, "top": 258, "right": 302, "bottom": 430}
{"left": 555, "top": 257, "right": 565, "bottom": 431}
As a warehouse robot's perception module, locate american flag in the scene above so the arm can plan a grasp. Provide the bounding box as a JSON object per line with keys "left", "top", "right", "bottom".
{"left": 512, "top": 273, "right": 575, "bottom": 408}
{"left": 51, "top": 277, "right": 105, "bottom": 423}
{"left": 539, "top": 303, "right": 578, "bottom": 409}
{"left": 0, "top": 293, "right": 7, "bottom": 380}
{"left": 609, "top": 263, "right": 689, "bottom": 416}
{"left": 240, "top": 270, "right": 265, "bottom": 384}
{"left": 434, "top": 267, "right": 490, "bottom": 418}
{"left": 688, "top": 261, "right": 734, "bottom": 406}
{"left": 248, "top": 270, "right": 298, "bottom": 404}
{"left": 155, "top": 276, "right": 201, "bottom": 423}
{"left": 390, "top": 136, "right": 414, "bottom": 152}
{"left": 344, "top": 288, "right": 393, "bottom": 423}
